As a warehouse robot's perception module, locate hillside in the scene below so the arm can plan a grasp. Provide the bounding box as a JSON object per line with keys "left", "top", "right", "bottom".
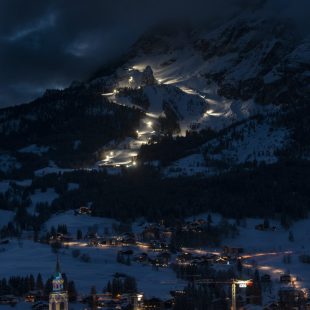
{"left": 0, "top": 5, "right": 309, "bottom": 180}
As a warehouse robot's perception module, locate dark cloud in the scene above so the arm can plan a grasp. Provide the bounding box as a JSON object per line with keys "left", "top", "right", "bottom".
{"left": 0, "top": 0, "right": 307, "bottom": 107}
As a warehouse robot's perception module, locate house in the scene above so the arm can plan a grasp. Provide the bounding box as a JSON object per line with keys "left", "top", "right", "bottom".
{"left": 75, "top": 206, "right": 92, "bottom": 215}
{"left": 49, "top": 233, "right": 73, "bottom": 243}
{"left": 32, "top": 301, "right": 49, "bottom": 310}
{"left": 144, "top": 297, "right": 164, "bottom": 310}
{"left": 261, "top": 274, "right": 271, "bottom": 284}
{"left": 170, "top": 290, "right": 186, "bottom": 298}
{"left": 0, "top": 295, "right": 18, "bottom": 305}
{"left": 24, "top": 290, "right": 42, "bottom": 303}
{"left": 176, "top": 252, "right": 193, "bottom": 264}
{"left": 215, "top": 256, "right": 231, "bottom": 265}
{"left": 120, "top": 232, "right": 136, "bottom": 245}
{"left": 154, "top": 252, "right": 171, "bottom": 267}
{"left": 142, "top": 226, "right": 161, "bottom": 241}
{"left": 263, "top": 301, "right": 279, "bottom": 309}
{"left": 150, "top": 241, "right": 169, "bottom": 252}
{"left": 134, "top": 252, "right": 149, "bottom": 264}
{"left": 222, "top": 246, "right": 244, "bottom": 256}
{"left": 255, "top": 223, "right": 277, "bottom": 231}
{"left": 280, "top": 274, "right": 291, "bottom": 284}
{"left": 278, "top": 286, "right": 307, "bottom": 309}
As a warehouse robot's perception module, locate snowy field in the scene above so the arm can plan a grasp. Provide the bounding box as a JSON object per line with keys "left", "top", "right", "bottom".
{"left": 2, "top": 207, "right": 310, "bottom": 308}
{"left": 0, "top": 209, "right": 15, "bottom": 228}
{"left": 187, "top": 213, "right": 310, "bottom": 294}
{"left": 0, "top": 239, "right": 184, "bottom": 298}
{"left": 45, "top": 211, "right": 118, "bottom": 235}
{"left": 1, "top": 211, "right": 184, "bottom": 301}
{"left": 29, "top": 188, "right": 59, "bottom": 214}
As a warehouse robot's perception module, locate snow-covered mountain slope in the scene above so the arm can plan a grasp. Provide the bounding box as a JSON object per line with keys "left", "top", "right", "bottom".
{"left": 0, "top": 4, "right": 309, "bottom": 177}
{"left": 89, "top": 9, "right": 308, "bottom": 176}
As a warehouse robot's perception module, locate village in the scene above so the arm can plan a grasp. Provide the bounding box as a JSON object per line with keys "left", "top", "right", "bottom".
{"left": 0, "top": 207, "right": 309, "bottom": 309}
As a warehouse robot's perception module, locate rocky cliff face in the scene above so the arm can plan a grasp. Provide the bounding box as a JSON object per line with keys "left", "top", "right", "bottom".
{"left": 0, "top": 5, "right": 309, "bottom": 177}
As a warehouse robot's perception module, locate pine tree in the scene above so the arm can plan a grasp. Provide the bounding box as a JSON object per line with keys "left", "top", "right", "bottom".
{"left": 91, "top": 285, "right": 97, "bottom": 295}
{"left": 68, "top": 281, "right": 77, "bottom": 301}
{"left": 51, "top": 226, "right": 56, "bottom": 237}
{"left": 288, "top": 231, "right": 295, "bottom": 242}
{"left": 123, "top": 276, "right": 137, "bottom": 294}
{"left": 90, "top": 286, "right": 97, "bottom": 308}
{"left": 106, "top": 281, "right": 112, "bottom": 293}
{"left": 76, "top": 229, "right": 83, "bottom": 240}
{"left": 207, "top": 214, "right": 213, "bottom": 226}
{"left": 29, "top": 274, "right": 35, "bottom": 291}
{"left": 116, "top": 252, "right": 124, "bottom": 264}
{"left": 36, "top": 273, "right": 44, "bottom": 291}
{"left": 44, "top": 278, "right": 53, "bottom": 297}
{"left": 126, "top": 255, "right": 131, "bottom": 266}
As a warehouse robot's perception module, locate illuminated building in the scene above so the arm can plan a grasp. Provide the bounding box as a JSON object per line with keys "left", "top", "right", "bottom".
{"left": 132, "top": 293, "right": 144, "bottom": 310}
{"left": 49, "top": 258, "right": 68, "bottom": 310}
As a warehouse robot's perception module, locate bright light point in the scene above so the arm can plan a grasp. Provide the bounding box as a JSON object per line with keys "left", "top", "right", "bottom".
{"left": 132, "top": 161, "right": 137, "bottom": 166}
{"left": 129, "top": 76, "right": 133, "bottom": 83}
{"left": 147, "top": 121, "right": 153, "bottom": 128}
{"left": 110, "top": 151, "right": 114, "bottom": 156}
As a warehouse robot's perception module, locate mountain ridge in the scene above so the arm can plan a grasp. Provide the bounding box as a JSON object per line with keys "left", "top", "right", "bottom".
{"left": 0, "top": 8, "right": 309, "bottom": 178}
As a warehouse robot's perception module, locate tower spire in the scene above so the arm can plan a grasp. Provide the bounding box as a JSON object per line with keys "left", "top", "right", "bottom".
{"left": 50, "top": 255, "right": 68, "bottom": 310}
{"left": 56, "top": 255, "right": 61, "bottom": 273}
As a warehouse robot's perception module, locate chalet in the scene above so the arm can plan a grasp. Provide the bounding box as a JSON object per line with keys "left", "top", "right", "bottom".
{"left": 299, "top": 254, "right": 310, "bottom": 264}
{"left": 0, "top": 295, "right": 18, "bottom": 305}
{"left": 212, "top": 297, "right": 230, "bottom": 309}
{"left": 215, "top": 256, "right": 230, "bottom": 265}
{"left": 75, "top": 206, "right": 92, "bottom": 215}
{"left": 280, "top": 274, "right": 291, "bottom": 284}
{"left": 170, "top": 290, "right": 186, "bottom": 298}
{"left": 263, "top": 302, "right": 279, "bottom": 309}
{"left": 161, "top": 228, "right": 173, "bottom": 239}
{"left": 32, "top": 301, "right": 49, "bottom": 310}
{"left": 223, "top": 246, "right": 244, "bottom": 256}
{"left": 120, "top": 249, "right": 134, "bottom": 256}
{"left": 144, "top": 297, "right": 164, "bottom": 310}
{"left": 153, "top": 252, "right": 171, "bottom": 267}
{"left": 24, "top": 290, "right": 42, "bottom": 303}
{"left": 120, "top": 232, "right": 136, "bottom": 245}
{"left": 142, "top": 226, "right": 161, "bottom": 241}
{"left": 203, "top": 254, "right": 218, "bottom": 264}
{"left": 49, "top": 233, "right": 73, "bottom": 243}
{"left": 255, "top": 223, "right": 277, "bottom": 231}
{"left": 84, "top": 232, "right": 99, "bottom": 240}
{"left": 150, "top": 241, "right": 169, "bottom": 252}
{"left": 261, "top": 274, "right": 271, "bottom": 284}
{"left": 278, "top": 287, "right": 307, "bottom": 309}
{"left": 97, "top": 237, "right": 114, "bottom": 246}
{"left": 134, "top": 252, "right": 149, "bottom": 264}
{"left": 176, "top": 252, "right": 193, "bottom": 264}
{"left": 182, "top": 219, "right": 207, "bottom": 233}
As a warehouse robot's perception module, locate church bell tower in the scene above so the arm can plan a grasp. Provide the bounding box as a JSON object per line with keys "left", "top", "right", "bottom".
{"left": 49, "top": 257, "right": 68, "bottom": 310}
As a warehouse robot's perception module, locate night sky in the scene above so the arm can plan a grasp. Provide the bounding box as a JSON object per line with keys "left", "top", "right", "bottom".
{"left": 0, "top": 0, "right": 307, "bottom": 108}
